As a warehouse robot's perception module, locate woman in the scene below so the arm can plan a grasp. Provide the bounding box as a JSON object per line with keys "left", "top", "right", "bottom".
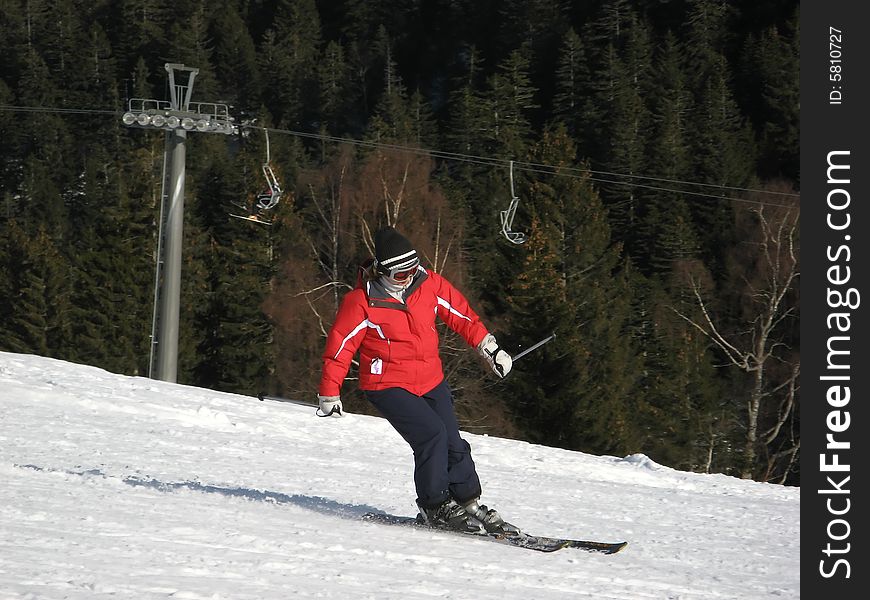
{"left": 318, "top": 226, "right": 514, "bottom": 533}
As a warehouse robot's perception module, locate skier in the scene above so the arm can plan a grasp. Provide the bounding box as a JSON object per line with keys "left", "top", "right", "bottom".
{"left": 255, "top": 187, "right": 275, "bottom": 210}
{"left": 317, "top": 226, "right": 515, "bottom": 534}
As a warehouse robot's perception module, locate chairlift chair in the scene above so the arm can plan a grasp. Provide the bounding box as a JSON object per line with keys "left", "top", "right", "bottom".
{"left": 500, "top": 160, "right": 527, "bottom": 244}
{"left": 256, "top": 163, "right": 282, "bottom": 211}
{"left": 230, "top": 127, "right": 282, "bottom": 225}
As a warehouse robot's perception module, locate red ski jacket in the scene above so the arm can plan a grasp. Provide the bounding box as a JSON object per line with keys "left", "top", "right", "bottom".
{"left": 318, "top": 266, "right": 490, "bottom": 397}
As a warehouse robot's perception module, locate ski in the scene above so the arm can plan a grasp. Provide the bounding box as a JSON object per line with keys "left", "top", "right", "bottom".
{"left": 230, "top": 213, "right": 272, "bottom": 226}
{"left": 362, "top": 512, "right": 627, "bottom": 554}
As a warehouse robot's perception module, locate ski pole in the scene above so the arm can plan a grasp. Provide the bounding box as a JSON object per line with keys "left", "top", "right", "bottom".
{"left": 257, "top": 393, "right": 342, "bottom": 417}
{"left": 512, "top": 333, "right": 556, "bottom": 362}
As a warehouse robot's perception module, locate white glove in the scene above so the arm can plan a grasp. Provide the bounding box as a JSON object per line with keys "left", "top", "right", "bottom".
{"left": 478, "top": 333, "right": 512, "bottom": 378}
{"left": 317, "top": 394, "right": 344, "bottom": 417}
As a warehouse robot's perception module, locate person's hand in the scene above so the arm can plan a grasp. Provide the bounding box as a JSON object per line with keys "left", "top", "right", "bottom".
{"left": 478, "top": 334, "right": 513, "bottom": 378}
{"left": 317, "top": 395, "right": 344, "bottom": 417}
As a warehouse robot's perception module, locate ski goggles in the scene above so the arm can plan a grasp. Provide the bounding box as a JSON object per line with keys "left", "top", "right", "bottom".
{"left": 387, "top": 265, "right": 417, "bottom": 283}
{"left": 377, "top": 259, "right": 419, "bottom": 282}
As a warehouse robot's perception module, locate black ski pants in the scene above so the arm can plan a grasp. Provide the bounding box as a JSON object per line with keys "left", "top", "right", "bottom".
{"left": 365, "top": 379, "right": 482, "bottom": 509}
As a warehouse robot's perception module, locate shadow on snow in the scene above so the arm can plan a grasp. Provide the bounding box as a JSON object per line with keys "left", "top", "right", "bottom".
{"left": 16, "top": 463, "right": 383, "bottom": 520}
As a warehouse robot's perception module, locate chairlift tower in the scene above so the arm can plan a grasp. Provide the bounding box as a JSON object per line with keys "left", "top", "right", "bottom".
{"left": 121, "top": 63, "right": 237, "bottom": 382}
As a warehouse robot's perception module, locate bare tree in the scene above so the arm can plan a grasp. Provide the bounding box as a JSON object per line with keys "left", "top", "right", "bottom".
{"left": 674, "top": 187, "right": 799, "bottom": 479}
{"left": 303, "top": 147, "right": 353, "bottom": 312}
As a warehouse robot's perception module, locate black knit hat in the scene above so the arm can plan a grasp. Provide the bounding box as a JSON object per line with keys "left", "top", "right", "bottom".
{"left": 374, "top": 226, "right": 419, "bottom": 273}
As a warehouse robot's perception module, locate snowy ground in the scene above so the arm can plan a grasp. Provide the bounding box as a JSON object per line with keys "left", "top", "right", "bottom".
{"left": 0, "top": 351, "right": 799, "bottom": 599}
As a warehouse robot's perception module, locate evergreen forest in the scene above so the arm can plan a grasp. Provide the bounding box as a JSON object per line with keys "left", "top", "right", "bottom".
{"left": 0, "top": 0, "right": 800, "bottom": 483}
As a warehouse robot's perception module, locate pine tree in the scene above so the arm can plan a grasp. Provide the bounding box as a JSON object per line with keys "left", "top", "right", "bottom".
{"left": 683, "top": 0, "right": 733, "bottom": 83}
{"left": 210, "top": 1, "right": 261, "bottom": 112}
{"left": 0, "top": 224, "right": 71, "bottom": 357}
{"left": 631, "top": 266, "right": 723, "bottom": 472}
{"left": 183, "top": 136, "right": 277, "bottom": 393}
{"left": 443, "top": 45, "right": 488, "bottom": 157}
{"left": 743, "top": 17, "right": 799, "bottom": 181}
{"left": 439, "top": 44, "right": 488, "bottom": 279}
{"left": 496, "top": 0, "right": 571, "bottom": 55}
{"left": 317, "top": 40, "right": 353, "bottom": 135}
{"left": 639, "top": 31, "right": 699, "bottom": 275}
{"left": 503, "top": 214, "right": 579, "bottom": 445}
{"left": 0, "top": 82, "right": 15, "bottom": 212}
{"left": 110, "top": 0, "right": 173, "bottom": 75}
{"left": 19, "top": 154, "right": 65, "bottom": 236}
{"left": 441, "top": 46, "right": 540, "bottom": 322}
{"left": 687, "top": 53, "right": 756, "bottom": 275}
{"left": 505, "top": 125, "right": 639, "bottom": 454}
{"left": 593, "top": 11, "right": 654, "bottom": 260}
{"left": 266, "top": 0, "right": 323, "bottom": 127}
{"left": 164, "top": 2, "right": 219, "bottom": 99}
{"left": 367, "top": 36, "right": 413, "bottom": 142}
{"left": 552, "top": 28, "right": 592, "bottom": 140}
{"left": 407, "top": 88, "right": 438, "bottom": 148}
{"left": 83, "top": 21, "right": 119, "bottom": 107}
{"left": 0, "top": 0, "right": 28, "bottom": 82}
{"left": 62, "top": 145, "right": 155, "bottom": 374}
{"left": 480, "top": 47, "right": 539, "bottom": 158}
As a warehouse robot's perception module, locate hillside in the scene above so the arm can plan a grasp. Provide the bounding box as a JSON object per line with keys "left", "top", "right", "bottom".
{"left": 0, "top": 351, "right": 799, "bottom": 599}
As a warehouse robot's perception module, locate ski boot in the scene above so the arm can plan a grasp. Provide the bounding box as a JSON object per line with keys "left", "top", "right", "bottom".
{"left": 418, "top": 498, "right": 485, "bottom": 534}
{"left": 463, "top": 499, "right": 521, "bottom": 534}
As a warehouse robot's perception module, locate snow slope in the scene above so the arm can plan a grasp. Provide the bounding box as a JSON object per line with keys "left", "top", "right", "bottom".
{"left": 0, "top": 351, "right": 799, "bottom": 599}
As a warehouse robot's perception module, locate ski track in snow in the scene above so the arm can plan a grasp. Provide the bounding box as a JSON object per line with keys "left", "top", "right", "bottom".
{"left": 0, "top": 352, "right": 799, "bottom": 599}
